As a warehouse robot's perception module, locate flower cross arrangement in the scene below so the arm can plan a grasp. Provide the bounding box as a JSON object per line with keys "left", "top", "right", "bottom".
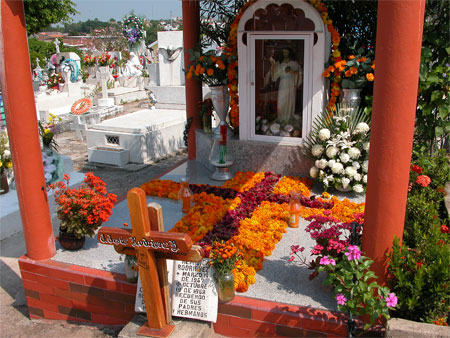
{"left": 323, "top": 48, "right": 375, "bottom": 90}
{"left": 49, "top": 173, "right": 117, "bottom": 239}
{"left": 318, "top": 245, "right": 397, "bottom": 330}
{"left": 0, "top": 131, "right": 12, "bottom": 175}
{"left": 303, "top": 105, "right": 371, "bottom": 193}
{"left": 186, "top": 46, "right": 232, "bottom": 86}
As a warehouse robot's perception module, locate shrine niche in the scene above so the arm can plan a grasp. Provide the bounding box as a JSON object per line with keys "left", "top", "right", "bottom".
{"left": 238, "top": 0, "right": 330, "bottom": 144}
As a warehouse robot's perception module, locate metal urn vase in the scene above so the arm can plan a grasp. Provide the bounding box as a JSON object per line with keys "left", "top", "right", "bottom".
{"left": 209, "top": 85, "right": 231, "bottom": 135}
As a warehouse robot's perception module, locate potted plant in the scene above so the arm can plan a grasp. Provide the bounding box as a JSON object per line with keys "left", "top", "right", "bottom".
{"left": 49, "top": 173, "right": 117, "bottom": 250}
{"left": 0, "top": 130, "right": 12, "bottom": 194}
{"left": 206, "top": 240, "right": 241, "bottom": 303}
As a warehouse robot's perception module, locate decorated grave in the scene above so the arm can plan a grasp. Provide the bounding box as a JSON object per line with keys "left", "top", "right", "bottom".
{"left": 20, "top": 160, "right": 372, "bottom": 337}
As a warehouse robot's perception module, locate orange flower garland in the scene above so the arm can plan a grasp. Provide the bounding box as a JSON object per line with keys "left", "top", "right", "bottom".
{"left": 222, "top": 171, "right": 265, "bottom": 192}
{"left": 169, "top": 192, "right": 233, "bottom": 243}
{"left": 273, "top": 176, "right": 313, "bottom": 197}
{"left": 297, "top": 196, "right": 365, "bottom": 223}
{"left": 140, "top": 179, "right": 181, "bottom": 200}
{"left": 139, "top": 172, "right": 365, "bottom": 293}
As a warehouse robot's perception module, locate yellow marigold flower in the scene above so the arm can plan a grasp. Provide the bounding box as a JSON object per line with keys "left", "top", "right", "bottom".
{"left": 332, "top": 49, "right": 341, "bottom": 58}
{"left": 44, "top": 128, "right": 51, "bottom": 134}
{"left": 0, "top": 161, "right": 3, "bottom": 167}
{"left": 6, "top": 162, "right": 12, "bottom": 168}
{"left": 366, "top": 73, "right": 374, "bottom": 81}
{"left": 322, "top": 191, "right": 331, "bottom": 199}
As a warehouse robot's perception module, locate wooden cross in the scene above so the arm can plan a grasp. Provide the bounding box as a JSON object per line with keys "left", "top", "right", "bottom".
{"left": 98, "top": 188, "right": 204, "bottom": 337}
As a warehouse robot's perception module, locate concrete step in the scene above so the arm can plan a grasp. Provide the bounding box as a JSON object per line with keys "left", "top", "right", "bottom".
{"left": 118, "top": 314, "right": 226, "bottom": 338}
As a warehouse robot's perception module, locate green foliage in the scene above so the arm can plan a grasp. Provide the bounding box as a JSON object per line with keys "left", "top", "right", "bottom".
{"left": 388, "top": 231, "right": 450, "bottom": 323}
{"left": 323, "top": 0, "right": 377, "bottom": 56}
{"left": 24, "top": 0, "right": 78, "bottom": 35}
{"left": 318, "top": 247, "right": 395, "bottom": 330}
{"left": 28, "top": 38, "right": 54, "bottom": 68}
{"left": 199, "top": 0, "right": 247, "bottom": 47}
{"left": 144, "top": 20, "right": 164, "bottom": 45}
{"left": 388, "top": 150, "right": 450, "bottom": 324}
{"left": 403, "top": 150, "right": 450, "bottom": 247}
{"left": 60, "top": 19, "right": 111, "bottom": 35}
{"left": 415, "top": 0, "right": 450, "bottom": 155}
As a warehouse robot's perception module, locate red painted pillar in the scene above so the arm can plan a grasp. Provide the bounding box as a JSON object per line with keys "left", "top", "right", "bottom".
{"left": 0, "top": 0, "right": 56, "bottom": 260}
{"left": 362, "top": 0, "right": 425, "bottom": 284}
{"left": 182, "top": 0, "right": 202, "bottom": 160}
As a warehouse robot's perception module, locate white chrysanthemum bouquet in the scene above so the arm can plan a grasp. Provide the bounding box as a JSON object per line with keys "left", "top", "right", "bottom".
{"left": 303, "top": 106, "right": 370, "bottom": 193}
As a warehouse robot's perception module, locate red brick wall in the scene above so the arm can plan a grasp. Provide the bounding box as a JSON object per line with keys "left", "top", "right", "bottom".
{"left": 19, "top": 255, "right": 137, "bottom": 325}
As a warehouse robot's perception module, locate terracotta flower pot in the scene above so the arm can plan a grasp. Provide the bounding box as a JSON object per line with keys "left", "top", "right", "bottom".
{"left": 58, "top": 230, "right": 85, "bottom": 250}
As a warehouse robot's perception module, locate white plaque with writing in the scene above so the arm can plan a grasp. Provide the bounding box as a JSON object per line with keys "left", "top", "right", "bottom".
{"left": 134, "top": 260, "right": 174, "bottom": 313}
{"left": 171, "top": 259, "right": 218, "bottom": 322}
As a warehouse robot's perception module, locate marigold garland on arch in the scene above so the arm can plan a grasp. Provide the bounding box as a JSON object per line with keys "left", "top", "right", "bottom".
{"left": 226, "top": 0, "right": 342, "bottom": 127}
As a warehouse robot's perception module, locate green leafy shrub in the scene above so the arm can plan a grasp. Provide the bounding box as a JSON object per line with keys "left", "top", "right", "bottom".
{"left": 388, "top": 150, "right": 450, "bottom": 324}
{"left": 388, "top": 227, "right": 449, "bottom": 323}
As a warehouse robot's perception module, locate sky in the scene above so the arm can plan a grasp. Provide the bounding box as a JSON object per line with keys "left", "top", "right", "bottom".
{"left": 71, "top": 0, "right": 182, "bottom": 22}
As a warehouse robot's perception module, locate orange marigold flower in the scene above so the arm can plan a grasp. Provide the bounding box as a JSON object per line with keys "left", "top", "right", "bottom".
{"left": 350, "top": 66, "right": 358, "bottom": 75}
{"left": 366, "top": 73, "right": 374, "bottom": 81}
{"left": 345, "top": 70, "right": 352, "bottom": 77}
{"left": 348, "top": 55, "right": 356, "bottom": 60}
{"left": 357, "top": 57, "right": 367, "bottom": 62}
{"left": 207, "top": 68, "right": 214, "bottom": 76}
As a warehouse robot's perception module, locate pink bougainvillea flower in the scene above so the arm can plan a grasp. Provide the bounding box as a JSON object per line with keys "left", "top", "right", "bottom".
{"left": 345, "top": 245, "right": 362, "bottom": 261}
{"left": 288, "top": 256, "right": 295, "bottom": 262}
{"left": 385, "top": 293, "right": 398, "bottom": 307}
{"left": 336, "top": 293, "right": 347, "bottom": 306}
{"left": 411, "top": 164, "right": 423, "bottom": 174}
{"left": 415, "top": 175, "right": 431, "bottom": 187}
{"left": 290, "top": 245, "right": 305, "bottom": 254}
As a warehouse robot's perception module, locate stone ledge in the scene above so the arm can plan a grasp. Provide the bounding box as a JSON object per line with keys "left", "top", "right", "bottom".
{"left": 387, "top": 318, "right": 450, "bottom": 338}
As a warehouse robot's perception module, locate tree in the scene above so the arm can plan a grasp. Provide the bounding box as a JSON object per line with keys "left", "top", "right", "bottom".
{"left": 199, "top": 0, "right": 247, "bottom": 47}
{"left": 415, "top": 0, "right": 450, "bottom": 154}
{"left": 323, "top": 0, "right": 378, "bottom": 56}
{"left": 24, "top": 0, "right": 78, "bottom": 35}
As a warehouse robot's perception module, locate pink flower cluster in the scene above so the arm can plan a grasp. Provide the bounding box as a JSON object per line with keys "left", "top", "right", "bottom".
{"left": 345, "top": 245, "right": 362, "bottom": 261}
{"left": 336, "top": 293, "right": 347, "bottom": 306}
{"left": 319, "top": 256, "right": 336, "bottom": 266}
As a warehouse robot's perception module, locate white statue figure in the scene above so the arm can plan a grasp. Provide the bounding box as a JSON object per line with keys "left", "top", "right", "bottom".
{"left": 269, "top": 48, "right": 303, "bottom": 124}
{"left": 123, "top": 52, "right": 143, "bottom": 76}
{"left": 54, "top": 38, "right": 60, "bottom": 54}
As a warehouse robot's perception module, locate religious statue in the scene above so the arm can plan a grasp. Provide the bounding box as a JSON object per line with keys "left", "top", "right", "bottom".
{"left": 123, "top": 52, "right": 143, "bottom": 76}
{"left": 53, "top": 38, "right": 60, "bottom": 54}
{"left": 269, "top": 48, "right": 303, "bottom": 124}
